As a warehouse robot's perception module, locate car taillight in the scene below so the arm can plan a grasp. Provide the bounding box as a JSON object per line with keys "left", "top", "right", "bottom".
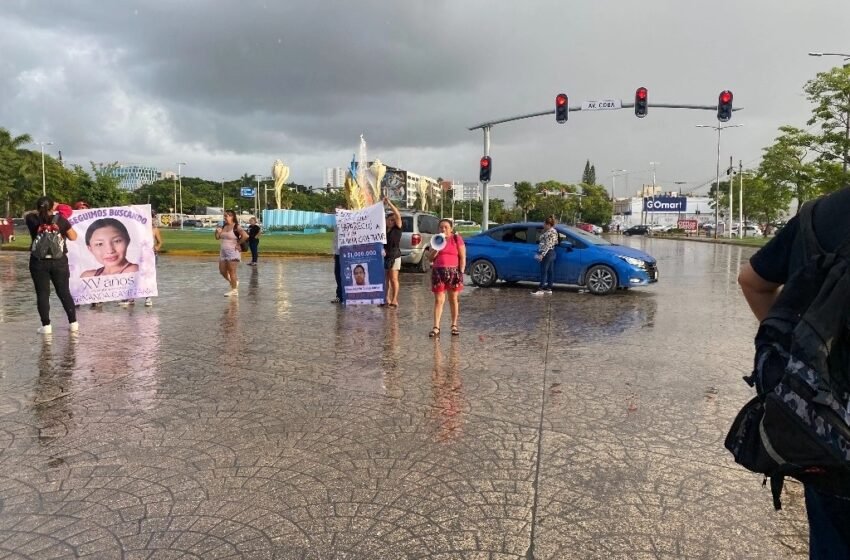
{"left": 411, "top": 234, "right": 421, "bottom": 247}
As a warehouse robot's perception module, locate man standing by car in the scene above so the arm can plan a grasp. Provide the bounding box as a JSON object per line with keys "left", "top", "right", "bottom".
{"left": 532, "top": 216, "right": 558, "bottom": 295}
{"left": 738, "top": 187, "right": 850, "bottom": 558}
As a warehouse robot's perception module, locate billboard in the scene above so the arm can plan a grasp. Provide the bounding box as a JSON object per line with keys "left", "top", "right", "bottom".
{"left": 240, "top": 187, "right": 256, "bottom": 197}
{"left": 644, "top": 196, "right": 687, "bottom": 213}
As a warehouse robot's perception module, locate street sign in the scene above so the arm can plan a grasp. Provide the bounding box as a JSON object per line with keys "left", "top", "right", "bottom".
{"left": 240, "top": 187, "right": 256, "bottom": 197}
{"left": 581, "top": 99, "right": 622, "bottom": 111}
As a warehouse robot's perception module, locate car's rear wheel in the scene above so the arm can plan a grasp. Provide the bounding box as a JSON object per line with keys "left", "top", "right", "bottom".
{"left": 585, "top": 265, "right": 617, "bottom": 296}
{"left": 470, "top": 259, "right": 497, "bottom": 287}
{"left": 417, "top": 253, "right": 431, "bottom": 273}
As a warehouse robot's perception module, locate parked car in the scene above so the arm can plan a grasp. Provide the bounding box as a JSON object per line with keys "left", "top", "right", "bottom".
{"left": 398, "top": 211, "right": 440, "bottom": 273}
{"left": 464, "top": 223, "right": 658, "bottom": 295}
{"left": 577, "top": 222, "right": 603, "bottom": 235}
{"left": 454, "top": 220, "right": 479, "bottom": 228}
{"left": 623, "top": 225, "right": 651, "bottom": 236}
{"left": 171, "top": 219, "right": 204, "bottom": 228}
{"left": 648, "top": 224, "right": 672, "bottom": 233}
{"left": 731, "top": 224, "right": 763, "bottom": 237}
{"left": 0, "top": 217, "right": 14, "bottom": 243}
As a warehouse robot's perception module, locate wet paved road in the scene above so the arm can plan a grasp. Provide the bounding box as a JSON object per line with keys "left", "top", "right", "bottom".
{"left": 0, "top": 237, "right": 807, "bottom": 559}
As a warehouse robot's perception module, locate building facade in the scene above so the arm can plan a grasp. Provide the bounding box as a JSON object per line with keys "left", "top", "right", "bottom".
{"left": 109, "top": 164, "right": 161, "bottom": 192}
{"left": 323, "top": 167, "right": 346, "bottom": 191}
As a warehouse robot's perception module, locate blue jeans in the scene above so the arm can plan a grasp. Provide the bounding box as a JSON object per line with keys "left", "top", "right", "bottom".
{"left": 805, "top": 485, "right": 850, "bottom": 559}
{"left": 538, "top": 251, "right": 555, "bottom": 289}
{"left": 248, "top": 238, "right": 259, "bottom": 263}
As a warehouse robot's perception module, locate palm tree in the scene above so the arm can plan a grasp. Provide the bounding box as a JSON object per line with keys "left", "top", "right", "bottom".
{"left": 0, "top": 128, "right": 34, "bottom": 215}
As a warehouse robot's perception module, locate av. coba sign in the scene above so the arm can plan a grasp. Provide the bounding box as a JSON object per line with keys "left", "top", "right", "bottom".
{"left": 644, "top": 196, "right": 687, "bottom": 212}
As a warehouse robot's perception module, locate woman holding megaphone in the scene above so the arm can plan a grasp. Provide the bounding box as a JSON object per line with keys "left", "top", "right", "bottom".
{"left": 427, "top": 219, "right": 466, "bottom": 337}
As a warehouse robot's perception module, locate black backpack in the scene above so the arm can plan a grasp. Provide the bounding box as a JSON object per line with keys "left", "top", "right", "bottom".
{"left": 725, "top": 200, "right": 850, "bottom": 509}
{"left": 30, "top": 215, "right": 66, "bottom": 260}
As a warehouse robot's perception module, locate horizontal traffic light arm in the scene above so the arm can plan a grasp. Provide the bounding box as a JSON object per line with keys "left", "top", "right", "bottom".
{"left": 468, "top": 103, "right": 743, "bottom": 130}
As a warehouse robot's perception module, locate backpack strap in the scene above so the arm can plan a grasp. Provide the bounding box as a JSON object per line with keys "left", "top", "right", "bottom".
{"left": 797, "top": 200, "right": 824, "bottom": 262}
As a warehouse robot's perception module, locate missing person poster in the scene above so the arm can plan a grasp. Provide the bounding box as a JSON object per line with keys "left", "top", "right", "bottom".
{"left": 67, "top": 204, "right": 158, "bottom": 304}
{"left": 336, "top": 203, "right": 386, "bottom": 305}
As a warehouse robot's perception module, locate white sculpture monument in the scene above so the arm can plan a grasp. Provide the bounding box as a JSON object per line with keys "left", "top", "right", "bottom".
{"left": 272, "top": 160, "right": 290, "bottom": 209}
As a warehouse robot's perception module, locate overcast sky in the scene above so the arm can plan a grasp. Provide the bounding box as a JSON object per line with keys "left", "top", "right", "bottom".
{"left": 3, "top": 0, "right": 849, "bottom": 195}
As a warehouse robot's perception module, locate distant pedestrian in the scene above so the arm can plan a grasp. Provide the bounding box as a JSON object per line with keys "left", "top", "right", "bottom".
{"left": 427, "top": 219, "right": 465, "bottom": 337}
{"left": 332, "top": 208, "right": 343, "bottom": 304}
{"left": 532, "top": 216, "right": 558, "bottom": 295}
{"left": 26, "top": 196, "right": 79, "bottom": 334}
{"left": 382, "top": 196, "right": 402, "bottom": 308}
{"left": 215, "top": 210, "right": 248, "bottom": 297}
{"left": 247, "top": 217, "right": 262, "bottom": 266}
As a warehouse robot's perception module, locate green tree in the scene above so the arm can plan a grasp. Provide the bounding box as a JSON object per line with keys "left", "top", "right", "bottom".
{"left": 514, "top": 181, "right": 537, "bottom": 220}
{"left": 589, "top": 164, "right": 597, "bottom": 185}
{"left": 803, "top": 64, "right": 850, "bottom": 189}
{"left": 0, "top": 128, "right": 32, "bottom": 214}
{"left": 582, "top": 160, "right": 593, "bottom": 184}
{"left": 75, "top": 163, "right": 128, "bottom": 207}
{"left": 579, "top": 183, "right": 613, "bottom": 225}
{"left": 759, "top": 126, "right": 817, "bottom": 213}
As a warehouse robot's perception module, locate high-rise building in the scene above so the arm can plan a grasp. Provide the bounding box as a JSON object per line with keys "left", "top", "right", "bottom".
{"left": 107, "top": 164, "right": 161, "bottom": 192}
{"left": 323, "top": 167, "right": 346, "bottom": 190}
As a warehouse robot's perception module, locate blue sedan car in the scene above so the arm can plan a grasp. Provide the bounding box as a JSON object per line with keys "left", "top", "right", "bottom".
{"left": 464, "top": 223, "right": 658, "bottom": 295}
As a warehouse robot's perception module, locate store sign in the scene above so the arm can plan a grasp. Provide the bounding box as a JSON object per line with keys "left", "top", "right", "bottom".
{"left": 644, "top": 196, "right": 687, "bottom": 212}
{"left": 677, "top": 219, "right": 698, "bottom": 232}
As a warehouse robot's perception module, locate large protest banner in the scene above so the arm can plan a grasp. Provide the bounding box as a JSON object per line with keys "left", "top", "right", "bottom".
{"left": 67, "top": 204, "right": 158, "bottom": 304}
{"left": 336, "top": 203, "right": 386, "bottom": 305}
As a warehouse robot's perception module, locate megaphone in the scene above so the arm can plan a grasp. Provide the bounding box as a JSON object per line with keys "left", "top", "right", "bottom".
{"left": 430, "top": 233, "right": 447, "bottom": 252}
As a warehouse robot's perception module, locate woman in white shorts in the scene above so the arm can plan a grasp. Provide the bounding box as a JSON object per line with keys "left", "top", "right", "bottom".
{"left": 382, "top": 197, "right": 402, "bottom": 308}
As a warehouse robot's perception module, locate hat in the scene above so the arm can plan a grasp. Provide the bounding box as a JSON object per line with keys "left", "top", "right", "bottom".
{"left": 73, "top": 201, "right": 89, "bottom": 210}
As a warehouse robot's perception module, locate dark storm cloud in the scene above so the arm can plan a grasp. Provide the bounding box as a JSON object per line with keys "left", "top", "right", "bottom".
{"left": 3, "top": 0, "right": 850, "bottom": 187}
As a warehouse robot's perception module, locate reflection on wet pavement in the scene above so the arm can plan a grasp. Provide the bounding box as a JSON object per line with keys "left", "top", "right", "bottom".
{"left": 0, "top": 239, "right": 807, "bottom": 558}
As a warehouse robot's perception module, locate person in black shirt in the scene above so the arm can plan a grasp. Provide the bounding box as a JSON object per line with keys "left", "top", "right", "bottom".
{"left": 382, "top": 197, "right": 402, "bottom": 308}
{"left": 739, "top": 186, "right": 850, "bottom": 559}
{"left": 25, "top": 196, "right": 79, "bottom": 334}
{"left": 246, "top": 217, "right": 262, "bottom": 266}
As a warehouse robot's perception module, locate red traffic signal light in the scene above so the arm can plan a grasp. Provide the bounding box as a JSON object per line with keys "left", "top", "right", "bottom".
{"left": 717, "top": 90, "right": 733, "bottom": 122}
{"left": 479, "top": 156, "right": 492, "bottom": 182}
{"left": 635, "top": 87, "right": 648, "bottom": 118}
{"left": 555, "top": 93, "right": 568, "bottom": 123}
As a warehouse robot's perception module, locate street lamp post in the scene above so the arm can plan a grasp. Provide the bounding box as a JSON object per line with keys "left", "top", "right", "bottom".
{"left": 176, "top": 162, "right": 187, "bottom": 230}
{"left": 808, "top": 52, "right": 850, "bottom": 177}
{"left": 609, "top": 169, "right": 627, "bottom": 226}
{"left": 33, "top": 141, "right": 53, "bottom": 196}
{"left": 697, "top": 123, "right": 743, "bottom": 238}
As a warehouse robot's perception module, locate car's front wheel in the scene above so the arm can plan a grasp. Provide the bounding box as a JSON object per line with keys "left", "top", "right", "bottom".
{"left": 469, "top": 259, "right": 497, "bottom": 287}
{"left": 585, "top": 265, "right": 618, "bottom": 296}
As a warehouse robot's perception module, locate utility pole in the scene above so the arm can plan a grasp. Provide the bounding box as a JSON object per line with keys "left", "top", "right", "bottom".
{"left": 728, "top": 156, "right": 734, "bottom": 238}
{"left": 739, "top": 160, "right": 744, "bottom": 238}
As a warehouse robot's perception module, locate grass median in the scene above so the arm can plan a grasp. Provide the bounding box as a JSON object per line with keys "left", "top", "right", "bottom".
{"left": 2, "top": 229, "right": 336, "bottom": 256}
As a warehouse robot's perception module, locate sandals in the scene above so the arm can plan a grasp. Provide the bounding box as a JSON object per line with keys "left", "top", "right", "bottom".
{"left": 429, "top": 327, "right": 440, "bottom": 338}
{"left": 388, "top": 303, "right": 398, "bottom": 308}
{"left": 451, "top": 325, "right": 460, "bottom": 336}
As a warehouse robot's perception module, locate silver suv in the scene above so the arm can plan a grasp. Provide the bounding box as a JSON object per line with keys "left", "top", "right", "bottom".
{"left": 398, "top": 211, "right": 440, "bottom": 272}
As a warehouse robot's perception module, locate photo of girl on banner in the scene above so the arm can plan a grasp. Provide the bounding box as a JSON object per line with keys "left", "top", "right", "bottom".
{"left": 67, "top": 205, "right": 158, "bottom": 305}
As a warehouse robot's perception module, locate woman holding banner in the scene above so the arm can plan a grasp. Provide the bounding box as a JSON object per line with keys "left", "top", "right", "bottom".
{"left": 215, "top": 210, "right": 248, "bottom": 297}
{"left": 382, "top": 196, "right": 402, "bottom": 308}
{"left": 427, "top": 219, "right": 465, "bottom": 337}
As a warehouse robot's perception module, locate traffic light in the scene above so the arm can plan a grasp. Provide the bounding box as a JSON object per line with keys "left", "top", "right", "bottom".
{"left": 555, "top": 93, "right": 568, "bottom": 124}
{"left": 479, "top": 156, "right": 492, "bottom": 183}
{"left": 635, "top": 87, "right": 648, "bottom": 118}
{"left": 717, "top": 90, "right": 733, "bottom": 122}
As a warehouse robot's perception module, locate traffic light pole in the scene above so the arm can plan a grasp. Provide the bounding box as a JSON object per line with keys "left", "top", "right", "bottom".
{"left": 482, "top": 126, "right": 491, "bottom": 233}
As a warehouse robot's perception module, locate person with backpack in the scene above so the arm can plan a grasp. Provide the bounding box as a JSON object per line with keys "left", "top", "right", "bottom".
{"left": 214, "top": 210, "right": 248, "bottom": 297}
{"left": 735, "top": 188, "right": 850, "bottom": 558}
{"left": 25, "top": 196, "right": 79, "bottom": 334}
